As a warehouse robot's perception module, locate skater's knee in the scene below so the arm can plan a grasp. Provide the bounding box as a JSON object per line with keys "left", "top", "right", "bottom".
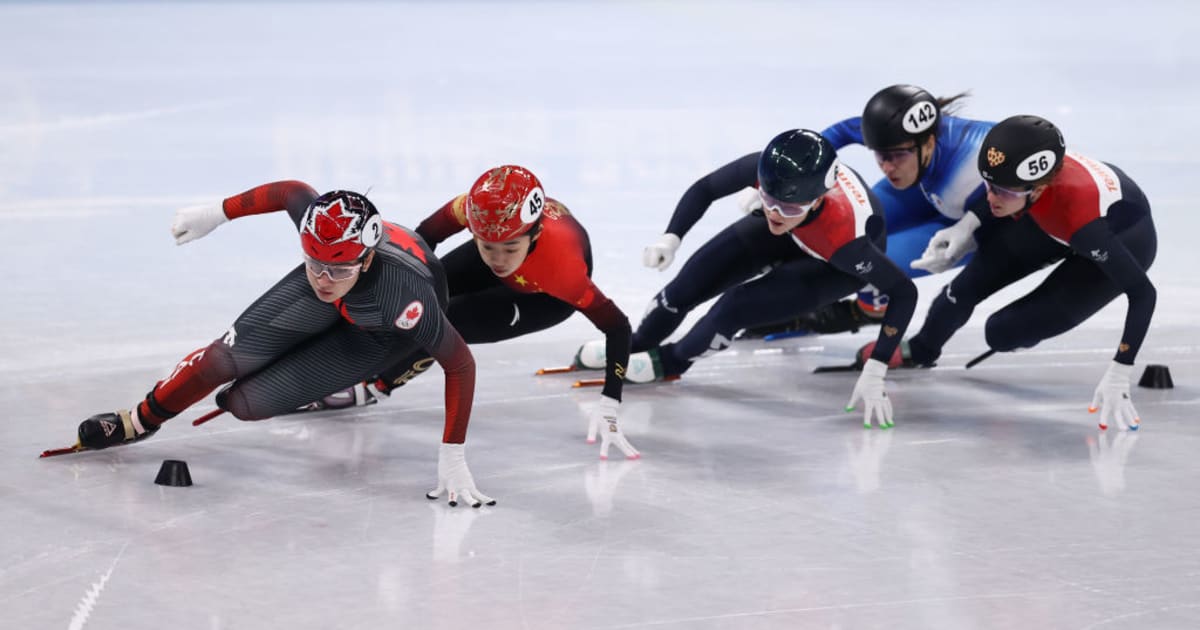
{"left": 217, "top": 386, "right": 270, "bottom": 421}
{"left": 935, "top": 279, "right": 980, "bottom": 311}
{"left": 195, "top": 339, "right": 239, "bottom": 383}
{"left": 651, "top": 287, "right": 691, "bottom": 316}
{"left": 705, "top": 298, "right": 744, "bottom": 332}
{"left": 985, "top": 310, "right": 1036, "bottom": 352}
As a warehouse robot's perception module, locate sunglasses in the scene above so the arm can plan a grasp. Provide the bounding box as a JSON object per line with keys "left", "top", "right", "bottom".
{"left": 759, "top": 189, "right": 820, "bottom": 218}
{"left": 983, "top": 181, "right": 1033, "bottom": 200}
{"left": 304, "top": 255, "right": 364, "bottom": 281}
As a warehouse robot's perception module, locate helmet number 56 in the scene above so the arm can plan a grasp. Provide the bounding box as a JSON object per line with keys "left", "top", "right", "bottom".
{"left": 1017, "top": 150, "right": 1058, "bottom": 181}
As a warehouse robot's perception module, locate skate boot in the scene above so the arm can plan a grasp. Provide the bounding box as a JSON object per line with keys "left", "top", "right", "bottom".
{"left": 77, "top": 408, "right": 159, "bottom": 450}
{"left": 293, "top": 382, "right": 383, "bottom": 413}
{"left": 803, "top": 298, "right": 884, "bottom": 334}
{"left": 854, "top": 339, "right": 923, "bottom": 370}
{"left": 742, "top": 298, "right": 883, "bottom": 338}
{"left": 573, "top": 339, "right": 607, "bottom": 369}
{"left": 626, "top": 348, "right": 666, "bottom": 384}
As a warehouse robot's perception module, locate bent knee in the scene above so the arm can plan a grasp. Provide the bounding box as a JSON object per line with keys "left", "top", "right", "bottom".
{"left": 218, "top": 386, "right": 272, "bottom": 421}
{"left": 984, "top": 310, "right": 1036, "bottom": 352}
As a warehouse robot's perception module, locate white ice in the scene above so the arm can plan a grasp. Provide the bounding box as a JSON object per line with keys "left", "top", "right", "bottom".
{"left": 2, "top": 2, "right": 1199, "bottom": 629}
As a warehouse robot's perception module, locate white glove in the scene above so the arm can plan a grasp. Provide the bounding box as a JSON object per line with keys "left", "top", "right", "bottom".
{"left": 427, "top": 443, "right": 495, "bottom": 507}
{"left": 845, "top": 358, "right": 894, "bottom": 429}
{"left": 736, "top": 186, "right": 764, "bottom": 214}
{"left": 171, "top": 201, "right": 228, "bottom": 245}
{"left": 585, "top": 395, "right": 641, "bottom": 460}
{"left": 1089, "top": 361, "right": 1140, "bottom": 431}
{"left": 642, "top": 233, "right": 681, "bottom": 271}
{"left": 911, "top": 212, "right": 981, "bottom": 274}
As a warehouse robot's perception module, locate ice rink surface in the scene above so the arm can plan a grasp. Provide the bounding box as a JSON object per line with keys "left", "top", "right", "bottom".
{"left": 2, "top": 1, "right": 1199, "bottom": 628}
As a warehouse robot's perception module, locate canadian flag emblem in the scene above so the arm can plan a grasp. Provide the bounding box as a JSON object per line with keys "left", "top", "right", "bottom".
{"left": 395, "top": 300, "right": 424, "bottom": 330}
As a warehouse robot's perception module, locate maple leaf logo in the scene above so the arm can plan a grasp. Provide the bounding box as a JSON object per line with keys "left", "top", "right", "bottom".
{"left": 394, "top": 300, "right": 424, "bottom": 330}
{"left": 315, "top": 200, "right": 348, "bottom": 241}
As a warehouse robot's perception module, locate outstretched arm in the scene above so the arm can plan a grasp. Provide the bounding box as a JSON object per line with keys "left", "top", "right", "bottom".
{"left": 663, "top": 153, "right": 761, "bottom": 241}
{"left": 171, "top": 180, "right": 319, "bottom": 244}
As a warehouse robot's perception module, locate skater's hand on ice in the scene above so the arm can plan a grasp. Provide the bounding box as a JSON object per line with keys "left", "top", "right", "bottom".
{"left": 586, "top": 395, "right": 641, "bottom": 460}
{"left": 427, "top": 443, "right": 495, "bottom": 508}
{"left": 846, "top": 358, "right": 894, "bottom": 429}
{"left": 1089, "top": 361, "right": 1140, "bottom": 431}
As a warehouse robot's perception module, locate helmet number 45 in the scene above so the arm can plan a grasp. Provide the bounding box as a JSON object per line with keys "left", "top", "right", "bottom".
{"left": 521, "top": 188, "right": 544, "bottom": 223}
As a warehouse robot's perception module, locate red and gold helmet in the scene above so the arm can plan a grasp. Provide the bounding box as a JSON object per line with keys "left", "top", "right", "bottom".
{"left": 465, "top": 165, "right": 545, "bottom": 243}
{"left": 299, "top": 190, "right": 383, "bottom": 262}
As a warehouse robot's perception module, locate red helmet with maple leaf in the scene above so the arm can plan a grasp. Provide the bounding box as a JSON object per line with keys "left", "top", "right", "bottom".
{"left": 466, "top": 165, "right": 545, "bottom": 243}
{"left": 299, "top": 190, "right": 384, "bottom": 262}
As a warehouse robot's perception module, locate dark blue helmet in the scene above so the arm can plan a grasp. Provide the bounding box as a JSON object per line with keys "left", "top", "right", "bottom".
{"left": 757, "top": 129, "right": 839, "bottom": 203}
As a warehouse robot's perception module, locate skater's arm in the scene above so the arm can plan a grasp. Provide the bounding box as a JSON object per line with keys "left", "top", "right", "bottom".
{"left": 829, "top": 237, "right": 918, "bottom": 363}
{"left": 423, "top": 316, "right": 476, "bottom": 444}
{"left": 224, "top": 180, "right": 321, "bottom": 228}
{"left": 172, "top": 180, "right": 319, "bottom": 244}
{"left": 1069, "top": 219, "right": 1156, "bottom": 364}
{"left": 665, "top": 153, "right": 761, "bottom": 239}
{"left": 415, "top": 195, "right": 470, "bottom": 248}
{"left": 576, "top": 291, "right": 632, "bottom": 402}
{"left": 820, "top": 117, "right": 864, "bottom": 150}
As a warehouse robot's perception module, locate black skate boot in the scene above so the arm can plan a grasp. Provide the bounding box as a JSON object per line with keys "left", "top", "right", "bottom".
{"left": 801, "top": 298, "right": 884, "bottom": 334}
{"left": 853, "top": 339, "right": 933, "bottom": 370}
{"left": 742, "top": 298, "right": 882, "bottom": 338}
{"left": 77, "top": 409, "right": 159, "bottom": 450}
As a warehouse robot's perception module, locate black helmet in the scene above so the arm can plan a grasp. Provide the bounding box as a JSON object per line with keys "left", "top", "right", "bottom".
{"left": 757, "top": 129, "right": 839, "bottom": 203}
{"left": 861, "top": 84, "right": 939, "bottom": 149}
{"left": 978, "top": 115, "right": 1066, "bottom": 188}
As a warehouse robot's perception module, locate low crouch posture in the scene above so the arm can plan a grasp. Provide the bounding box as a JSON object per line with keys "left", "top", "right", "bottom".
{"left": 76, "top": 182, "right": 494, "bottom": 506}
{"left": 872, "top": 116, "right": 1156, "bottom": 431}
